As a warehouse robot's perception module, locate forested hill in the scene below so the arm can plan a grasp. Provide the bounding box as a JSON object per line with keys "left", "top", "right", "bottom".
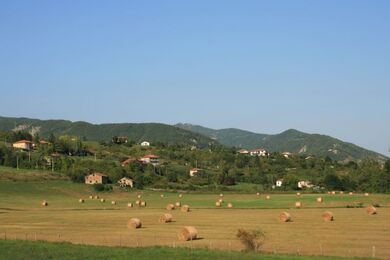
{"left": 0, "top": 116, "right": 216, "bottom": 147}
{"left": 175, "top": 123, "right": 387, "bottom": 162}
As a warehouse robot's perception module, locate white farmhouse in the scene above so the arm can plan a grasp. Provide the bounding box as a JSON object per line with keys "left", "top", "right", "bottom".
{"left": 297, "top": 180, "right": 313, "bottom": 189}
{"left": 141, "top": 141, "right": 150, "bottom": 147}
{"left": 276, "top": 179, "right": 283, "bottom": 187}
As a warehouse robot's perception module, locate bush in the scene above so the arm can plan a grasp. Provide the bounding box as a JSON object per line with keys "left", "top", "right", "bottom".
{"left": 93, "top": 184, "right": 113, "bottom": 192}
{"left": 236, "top": 228, "right": 266, "bottom": 252}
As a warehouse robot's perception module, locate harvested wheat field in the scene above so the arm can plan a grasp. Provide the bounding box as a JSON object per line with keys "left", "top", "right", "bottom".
{"left": 0, "top": 181, "right": 390, "bottom": 259}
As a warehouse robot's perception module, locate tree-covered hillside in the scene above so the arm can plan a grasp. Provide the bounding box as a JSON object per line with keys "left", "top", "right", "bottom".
{"left": 175, "top": 123, "right": 387, "bottom": 162}
{"left": 0, "top": 116, "right": 216, "bottom": 147}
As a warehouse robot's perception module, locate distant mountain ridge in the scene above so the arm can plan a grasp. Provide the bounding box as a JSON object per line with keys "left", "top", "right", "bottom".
{"left": 0, "top": 116, "right": 216, "bottom": 147}
{"left": 175, "top": 123, "right": 387, "bottom": 162}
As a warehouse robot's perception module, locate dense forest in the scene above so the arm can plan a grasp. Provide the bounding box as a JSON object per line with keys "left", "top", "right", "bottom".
{"left": 1, "top": 130, "right": 389, "bottom": 193}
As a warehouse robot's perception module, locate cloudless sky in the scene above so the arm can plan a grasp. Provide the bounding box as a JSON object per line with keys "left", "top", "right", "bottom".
{"left": 0, "top": 1, "right": 389, "bottom": 155}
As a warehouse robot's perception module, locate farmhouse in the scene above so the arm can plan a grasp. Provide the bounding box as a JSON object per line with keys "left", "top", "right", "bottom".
{"left": 189, "top": 168, "right": 203, "bottom": 177}
{"left": 276, "top": 179, "right": 283, "bottom": 187}
{"left": 13, "top": 140, "right": 33, "bottom": 150}
{"left": 249, "top": 148, "right": 268, "bottom": 157}
{"left": 85, "top": 172, "right": 109, "bottom": 185}
{"left": 118, "top": 177, "right": 134, "bottom": 188}
{"left": 140, "top": 141, "right": 150, "bottom": 147}
{"left": 298, "top": 180, "right": 314, "bottom": 189}
{"left": 139, "top": 154, "right": 159, "bottom": 165}
{"left": 237, "top": 149, "right": 249, "bottom": 154}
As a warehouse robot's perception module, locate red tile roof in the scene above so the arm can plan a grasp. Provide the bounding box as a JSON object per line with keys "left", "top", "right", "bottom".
{"left": 14, "top": 140, "right": 33, "bottom": 144}
{"left": 142, "top": 154, "right": 159, "bottom": 159}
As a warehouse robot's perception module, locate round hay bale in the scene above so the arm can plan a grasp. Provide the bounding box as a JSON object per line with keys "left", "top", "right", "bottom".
{"left": 175, "top": 201, "right": 181, "bottom": 207}
{"left": 215, "top": 201, "right": 221, "bottom": 207}
{"left": 295, "top": 201, "right": 302, "bottom": 208}
{"left": 140, "top": 201, "right": 146, "bottom": 207}
{"left": 279, "top": 212, "right": 291, "bottom": 222}
{"left": 128, "top": 218, "right": 142, "bottom": 229}
{"left": 227, "top": 203, "right": 233, "bottom": 208}
{"left": 137, "top": 194, "right": 142, "bottom": 199}
{"left": 135, "top": 200, "right": 140, "bottom": 205}
{"left": 316, "top": 197, "right": 323, "bottom": 203}
{"left": 340, "top": 191, "right": 344, "bottom": 195}
{"left": 327, "top": 191, "right": 331, "bottom": 195}
{"left": 166, "top": 204, "right": 175, "bottom": 210}
{"left": 41, "top": 201, "right": 48, "bottom": 206}
{"left": 79, "top": 199, "right": 84, "bottom": 203}
{"left": 349, "top": 192, "right": 354, "bottom": 195}
{"left": 218, "top": 198, "right": 224, "bottom": 203}
{"left": 322, "top": 211, "right": 334, "bottom": 221}
{"left": 127, "top": 203, "right": 133, "bottom": 208}
{"left": 364, "top": 193, "right": 369, "bottom": 197}
{"left": 94, "top": 195, "right": 99, "bottom": 199}
{"left": 219, "top": 193, "right": 224, "bottom": 197}
{"left": 181, "top": 205, "right": 190, "bottom": 212}
{"left": 179, "top": 194, "right": 183, "bottom": 198}
{"left": 100, "top": 198, "right": 105, "bottom": 203}
{"left": 331, "top": 191, "right": 336, "bottom": 195}
{"left": 296, "top": 192, "right": 301, "bottom": 196}
{"left": 89, "top": 195, "right": 93, "bottom": 199}
{"left": 256, "top": 192, "right": 260, "bottom": 196}
{"left": 178, "top": 226, "right": 198, "bottom": 241}
{"left": 160, "top": 194, "right": 164, "bottom": 198}
{"left": 266, "top": 195, "right": 271, "bottom": 200}
{"left": 111, "top": 201, "right": 116, "bottom": 205}
{"left": 366, "top": 205, "right": 377, "bottom": 215}
{"left": 159, "top": 213, "right": 173, "bottom": 223}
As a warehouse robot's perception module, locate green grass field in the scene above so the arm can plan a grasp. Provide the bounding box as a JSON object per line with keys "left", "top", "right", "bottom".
{"left": 0, "top": 170, "right": 389, "bottom": 259}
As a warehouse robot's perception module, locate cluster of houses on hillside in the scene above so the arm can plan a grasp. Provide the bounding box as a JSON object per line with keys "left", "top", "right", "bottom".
{"left": 275, "top": 179, "right": 314, "bottom": 189}
{"left": 237, "top": 148, "right": 294, "bottom": 158}
{"left": 121, "top": 154, "right": 160, "bottom": 167}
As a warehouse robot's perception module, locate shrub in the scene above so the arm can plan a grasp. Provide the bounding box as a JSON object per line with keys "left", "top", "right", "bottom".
{"left": 236, "top": 228, "right": 266, "bottom": 252}
{"left": 93, "top": 184, "right": 113, "bottom": 192}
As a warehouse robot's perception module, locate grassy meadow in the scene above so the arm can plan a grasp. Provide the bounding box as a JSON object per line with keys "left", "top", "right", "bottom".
{"left": 0, "top": 170, "right": 389, "bottom": 259}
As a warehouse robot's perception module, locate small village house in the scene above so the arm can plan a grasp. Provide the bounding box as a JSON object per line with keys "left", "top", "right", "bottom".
{"left": 85, "top": 172, "right": 109, "bottom": 185}
{"left": 276, "top": 179, "right": 283, "bottom": 187}
{"left": 140, "top": 141, "right": 150, "bottom": 147}
{"left": 121, "top": 157, "right": 137, "bottom": 167}
{"left": 189, "top": 168, "right": 203, "bottom": 177}
{"left": 237, "top": 149, "right": 249, "bottom": 154}
{"left": 13, "top": 140, "right": 33, "bottom": 150}
{"left": 249, "top": 148, "right": 268, "bottom": 157}
{"left": 139, "top": 154, "right": 159, "bottom": 165}
{"left": 118, "top": 177, "right": 134, "bottom": 188}
{"left": 297, "top": 180, "right": 313, "bottom": 189}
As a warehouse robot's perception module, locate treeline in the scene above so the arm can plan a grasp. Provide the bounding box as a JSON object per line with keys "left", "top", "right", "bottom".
{"left": 0, "top": 130, "right": 389, "bottom": 192}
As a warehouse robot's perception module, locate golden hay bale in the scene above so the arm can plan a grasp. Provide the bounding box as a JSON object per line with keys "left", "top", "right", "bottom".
{"left": 111, "top": 201, "right": 116, "bottom": 205}
{"left": 366, "top": 205, "right": 377, "bottom": 215}
{"left": 137, "top": 194, "right": 142, "bottom": 199}
{"left": 100, "top": 198, "right": 105, "bottom": 203}
{"left": 327, "top": 191, "right": 331, "bottom": 195}
{"left": 160, "top": 194, "right": 164, "bottom": 198}
{"left": 79, "top": 199, "right": 84, "bottom": 203}
{"left": 89, "top": 195, "right": 93, "bottom": 199}
{"left": 256, "top": 192, "right": 260, "bottom": 196}
{"left": 266, "top": 195, "right": 271, "bottom": 200}
{"left": 279, "top": 212, "right": 291, "bottom": 222}
{"left": 296, "top": 192, "right": 301, "bottom": 196}
{"left": 317, "top": 197, "right": 323, "bottom": 203}
{"left": 127, "top": 203, "right": 133, "bottom": 208}
{"left": 166, "top": 204, "right": 175, "bottom": 210}
{"left": 159, "top": 213, "right": 173, "bottom": 223}
{"left": 322, "top": 211, "right": 334, "bottom": 221}
{"left": 219, "top": 193, "right": 224, "bottom": 197}
{"left": 340, "top": 191, "right": 344, "bottom": 195}
{"left": 364, "top": 193, "right": 369, "bottom": 196}
{"left": 41, "top": 201, "right": 48, "bottom": 206}
{"left": 331, "top": 191, "right": 336, "bottom": 195}
{"left": 349, "top": 192, "right": 354, "bottom": 195}
{"left": 175, "top": 202, "right": 181, "bottom": 207}
{"left": 218, "top": 198, "right": 224, "bottom": 203}
{"left": 295, "top": 201, "right": 302, "bottom": 208}
{"left": 135, "top": 200, "right": 140, "bottom": 205}
{"left": 227, "top": 203, "right": 233, "bottom": 208}
{"left": 128, "top": 218, "right": 142, "bottom": 229}
{"left": 181, "top": 205, "right": 190, "bottom": 212}
{"left": 94, "top": 195, "right": 99, "bottom": 199}
{"left": 215, "top": 201, "right": 221, "bottom": 207}
{"left": 178, "top": 226, "right": 198, "bottom": 241}
{"left": 140, "top": 201, "right": 146, "bottom": 207}
{"left": 179, "top": 194, "right": 183, "bottom": 198}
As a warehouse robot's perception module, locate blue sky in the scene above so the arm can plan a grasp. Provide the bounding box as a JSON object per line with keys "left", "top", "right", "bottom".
{"left": 0, "top": 1, "right": 389, "bottom": 155}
